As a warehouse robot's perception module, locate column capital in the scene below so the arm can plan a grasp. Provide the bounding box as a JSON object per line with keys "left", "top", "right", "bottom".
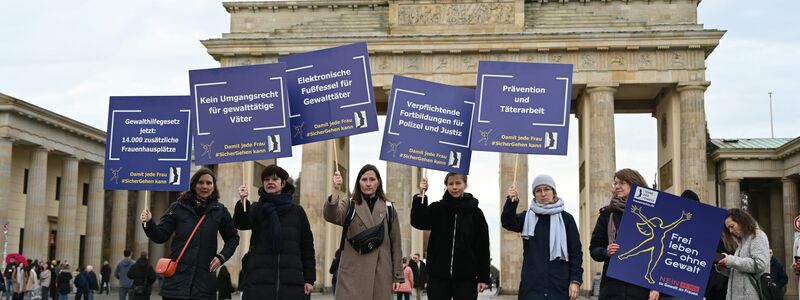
{"left": 783, "top": 176, "right": 798, "bottom": 184}
{"left": 676, "top": 81, "right": 710, "bottom": 92}
{"left": 586, "top": 82, "right": 619, "bottom": 93}
{"left": 33, "top": 145, "right": 52, "bottom": 152}
{"left": 0, "top": 136, "right": 16, "bottom": 144}
{"left": 723, "top": 177, "right": 742, "bottom": 183}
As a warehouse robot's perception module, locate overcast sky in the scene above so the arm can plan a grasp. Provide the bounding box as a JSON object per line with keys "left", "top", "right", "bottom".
{"left": 2, "top": 0, "right": 799, "bottom": 265}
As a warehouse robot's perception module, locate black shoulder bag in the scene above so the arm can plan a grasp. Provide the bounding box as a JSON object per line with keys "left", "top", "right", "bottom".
{"left": 338, "top": 201, "right": 394, "bottom": 255}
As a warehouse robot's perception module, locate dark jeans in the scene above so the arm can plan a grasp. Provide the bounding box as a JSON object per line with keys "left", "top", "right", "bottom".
{"left": 427, "top": 276, "right": 478, "bottom": 300}
{"left": 396, "top": 292, "right": 410, "bottom": 300}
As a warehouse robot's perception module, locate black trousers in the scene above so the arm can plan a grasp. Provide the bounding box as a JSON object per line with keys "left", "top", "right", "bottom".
{"left": 426, "top": 276, "right": 477, "bottom": 300}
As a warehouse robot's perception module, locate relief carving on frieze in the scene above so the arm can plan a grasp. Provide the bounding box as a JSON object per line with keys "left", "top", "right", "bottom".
{"left": 398, "top": 3, "right": 514, "bottom": 25}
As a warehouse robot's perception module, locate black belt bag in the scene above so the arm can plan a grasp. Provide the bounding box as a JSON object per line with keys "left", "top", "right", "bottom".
{"left": 348, "top": 219, "right": 385, "bottom": 254}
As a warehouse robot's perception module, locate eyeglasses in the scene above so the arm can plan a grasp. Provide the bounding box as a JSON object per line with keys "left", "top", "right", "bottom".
{"left": 612, "top": 181, "right": 629, "bottom": 188}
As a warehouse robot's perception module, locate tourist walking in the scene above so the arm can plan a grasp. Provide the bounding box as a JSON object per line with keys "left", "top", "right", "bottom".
{"left": 324, "top": 165, "right": 403, "bottom": 300}
{"left": 589, "top": 168, "right": 660, "bottom": 299}
{"left": 114, "top": 250, "right": 135, "bottom": 300}
{"left": 233, "top": 164, "right": 315, "bottom": 300}
{"left": 126, "top": 252, "right": 156, "bottom": 300}
{"left": 502, "top": 174, "right": 583, "bottom": 300}
{"left": 411, "top": 173, "right": 491, "bottom": 300}
{"left": 140, "top": 167, "right": 240, "bottom": 300}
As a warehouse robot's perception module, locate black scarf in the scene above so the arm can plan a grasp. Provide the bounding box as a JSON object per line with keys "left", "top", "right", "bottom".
{"left": 365, "top": 195, "right": 378, "bottom": 213}
{"left": 440, "top": 192, "right": 479, "bottom": 214}
{"left": 258, "top": 184, "right": 295, "bottom": 253}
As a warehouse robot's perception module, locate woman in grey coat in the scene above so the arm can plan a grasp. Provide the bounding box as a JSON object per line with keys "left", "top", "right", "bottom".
{"left": 717, "top": 208, "right": 770, "bottom": 300}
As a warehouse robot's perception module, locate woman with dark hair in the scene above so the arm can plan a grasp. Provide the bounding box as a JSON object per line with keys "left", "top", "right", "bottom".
{"left": 717, "top": 208, "right": 770, "bottom": 299}
{"left": 589, "top": 168, "right": 660, "bottom": 300}
{"left": 140, "top": 167, "right": 240, "bottom": 300}
{"left": 502, "top": 174, "right": 583, "bottom": 300}
{"left": 324, "top": 165, "right": 403, "bottom": 300}
{"left": 234, "top": 164, "right": 315, "bottom": 300}
{"left": 411, "top": 173, "right": 490, "bottom": 300}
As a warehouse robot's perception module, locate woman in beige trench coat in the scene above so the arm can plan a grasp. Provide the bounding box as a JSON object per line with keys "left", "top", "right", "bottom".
{"left": 325, "top": 164, "right": 404, "bottom": 300}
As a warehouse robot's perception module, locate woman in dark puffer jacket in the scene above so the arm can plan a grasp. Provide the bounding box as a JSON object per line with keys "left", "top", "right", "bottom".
{"left": 234, "top": 164, "right": 315, "bottom": 300}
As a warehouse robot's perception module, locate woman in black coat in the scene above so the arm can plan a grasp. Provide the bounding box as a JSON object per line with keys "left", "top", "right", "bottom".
{"left": 127, "top": 253, "right": 156, "bottom": 300}
{"left": 55, "top": 264, "right": 72, "bottom": 299}
{"left": 411, "top": 173, "right": 491, "bottom": 300}
{"left": 502, "top": 174, "right": 583, "bottom": 300}
{"left": 589, "top": 168, "right": 659, "bottom": 300}
{"left": 233, "top": 164, "right": 315, "bottom": 300}
{"left": 140, "top": 168, "right": 240, "bottom": 300}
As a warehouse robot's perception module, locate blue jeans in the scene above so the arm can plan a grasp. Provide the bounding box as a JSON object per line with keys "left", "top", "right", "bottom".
{"left": 4, "top": 280, "right": 13, "bottom": 300}
{"left": 118, "top": 287, "right": 129, "bottom": 300}
{"left": 58, "top": 294, "right": 68, "bottom": 300}
{"left": 86, "top": 291, "right": 94, "bottom": 300}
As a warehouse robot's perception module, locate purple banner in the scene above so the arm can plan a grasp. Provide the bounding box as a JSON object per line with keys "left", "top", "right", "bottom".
{"left": 189, "top": 63, "right": 292, "bottom": 164}
{"left": 380, "top": 76, "right": 474, "bottom": 174}
{"left": 279, "top": 42, "right": 378, "bottom": 144}
{"left": 104, "top": 96, "right": 191, "bottom": 191}
{"left": 607, "top": 185, "right": 727, "bottom": 299}
{"left": 471, "top": 61, "right": 573, "bottom": 155}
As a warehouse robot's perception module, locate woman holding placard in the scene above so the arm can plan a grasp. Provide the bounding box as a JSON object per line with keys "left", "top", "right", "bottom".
{"left": 324, "top": 165, "right": 403, "bottom": 300}
{"left": 233, "top": 164, "right": 316, "bottom": 300}
{"left": 717, "top": 208, "right": 771, "bottom": 299}
{"left": 589, "top": 168, "right": 660, "bottom": 300}
{"left": 140, "top": 168, "right": 240, "bottom": 300}
{"left": 502, "top": 174, "right": 583, "bottom": 300}
{"left": 410, "top": 173, "right": 491, "bottom": 300}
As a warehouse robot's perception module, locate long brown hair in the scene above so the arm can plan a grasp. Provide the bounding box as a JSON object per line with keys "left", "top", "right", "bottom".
{"left": 722, "top": 208, "right": 759, "bottom": 252}
{"left": 179, "top": 167, "right": 220, "bottom": 201}
{"left": 351, "top": 164, "right": 389, "bottom": 204}
{"left": 614, "top": 168, "right": 647, "bottom": 188}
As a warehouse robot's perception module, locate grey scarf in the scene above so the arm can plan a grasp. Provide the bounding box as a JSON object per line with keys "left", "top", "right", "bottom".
{"left": 522, "top": 197, "right": 569, "bottom": 261}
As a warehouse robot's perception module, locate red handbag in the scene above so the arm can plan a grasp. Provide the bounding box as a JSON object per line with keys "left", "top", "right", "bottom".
{"left": 155, "top": 213, "right": 207, "bottom": 278}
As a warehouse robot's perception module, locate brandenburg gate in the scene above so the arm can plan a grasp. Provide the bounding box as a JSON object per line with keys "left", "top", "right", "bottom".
{"left": 200, "top": 0, "right": 722, "bottom": 294}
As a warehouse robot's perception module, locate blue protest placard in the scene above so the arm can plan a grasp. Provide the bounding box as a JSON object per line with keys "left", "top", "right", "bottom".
{"left": 104, "top": 96, "right": 192, "bottom": 191}
{"left": 380, "top": 76, "right": 474, "bottom": 174}
{"left": 470, "top": 61, "right": 572, "bottom": 155}
{"left": 189, "top": 63, "right": 292, "bottom": 165}
{"left": 606, "top": 185, "right": 727, "bottom": 299}
{"left": 279, "top": 42, "right": 378, "bottom": 144}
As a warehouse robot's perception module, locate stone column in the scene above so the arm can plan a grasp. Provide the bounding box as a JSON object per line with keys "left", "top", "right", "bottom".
{"left": 586, "top": 84, "right": 617, "bottom": 213}
{"left": 23, "top": 147, "right": 48, "bottom": 260}
{"left": 110, "top": 190, "right": 129, "bottom": 287}
{"left": 300, "top": 140, "right": 336, "bottom": 289}
{"left": 134, "top": 191, "right": 150, "bottom": 257}
{"left": 677, "top": 82, "right": 710, "bottom": 200}
{"left": 84, "top": 164, "right": 105, "bottom": 270}
{"left": 56, "top": 156, "right": 80, "bottom": 266}
{"left": 0, "top": 137, "right": 13, "bottom": 249}
{"left": 782, "top": 177, "right": 798, "bottom": 296}
{"left": 723, "top": 178, "right": 741, "bottom": 209}
{"left": 499, "top": 153, "right": 527, "bottom": 295}
{"left": 386, "top": 162, "right": 413, "bottom": 257}
{"left": 148, "top": 191, "right": 169, "bottom": 266}
{"left": 770, "top": 183, "right": 784, "bottom": 260}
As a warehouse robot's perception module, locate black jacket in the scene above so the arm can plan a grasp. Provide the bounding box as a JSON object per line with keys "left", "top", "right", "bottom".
{"left": 410, "top": 192, "right": 491, "bottom": 283}
{"left": 408, "top": 260, "right": 427, "bottom": 288}
{"left": 589, "top": 207, "right": 650, "bottom": 299}
{"left": 233, "top": 183, "right": 315, "bottom": 300}
{"left": 501, "top": 198, "right": 583, "bottom": 299}
{"left": 144, "top": 196, "right": 240, "bottom": 300}
{"left": 56, "top": 270, "right": 72, "bottom": 295}
{"left": 100, "top": 264, "right": 111, "bottom": 282}
{"left": 127, "top": 257, "right": 156, "bottom": 300}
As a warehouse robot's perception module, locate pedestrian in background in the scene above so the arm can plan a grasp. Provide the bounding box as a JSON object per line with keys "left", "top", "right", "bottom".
{"left": 408, "top": 253, "right": 427, "bottom": 300}
{"left": 127, "top": 252, "right": 156, "bottom": 300}
{"left": 99, "top": 261, "right": 110, "bottom": 296}
{"left": 718, "top": 208, "right": 770, "bottom": 299}
{"left": 114, "top": 250, "right": 135, "bottom": 300}
{"left": 215, "top": 266, "right": 233, "bottom": 300}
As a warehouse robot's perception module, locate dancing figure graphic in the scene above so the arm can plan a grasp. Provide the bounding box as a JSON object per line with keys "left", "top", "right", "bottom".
{"left": 201, "top": 141, "right": 214, "bottom": 159}
{"left": 109, "top": 167, "right": 122, "bottom": 184}
{"left": 478, "top": 129, "right": 493, "bottom": 146}
{"left": 617, "top": 205, "right": 692, "bottom": 284}
{"left": 387, "top": 141, "right": 401, "bottom": 157}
